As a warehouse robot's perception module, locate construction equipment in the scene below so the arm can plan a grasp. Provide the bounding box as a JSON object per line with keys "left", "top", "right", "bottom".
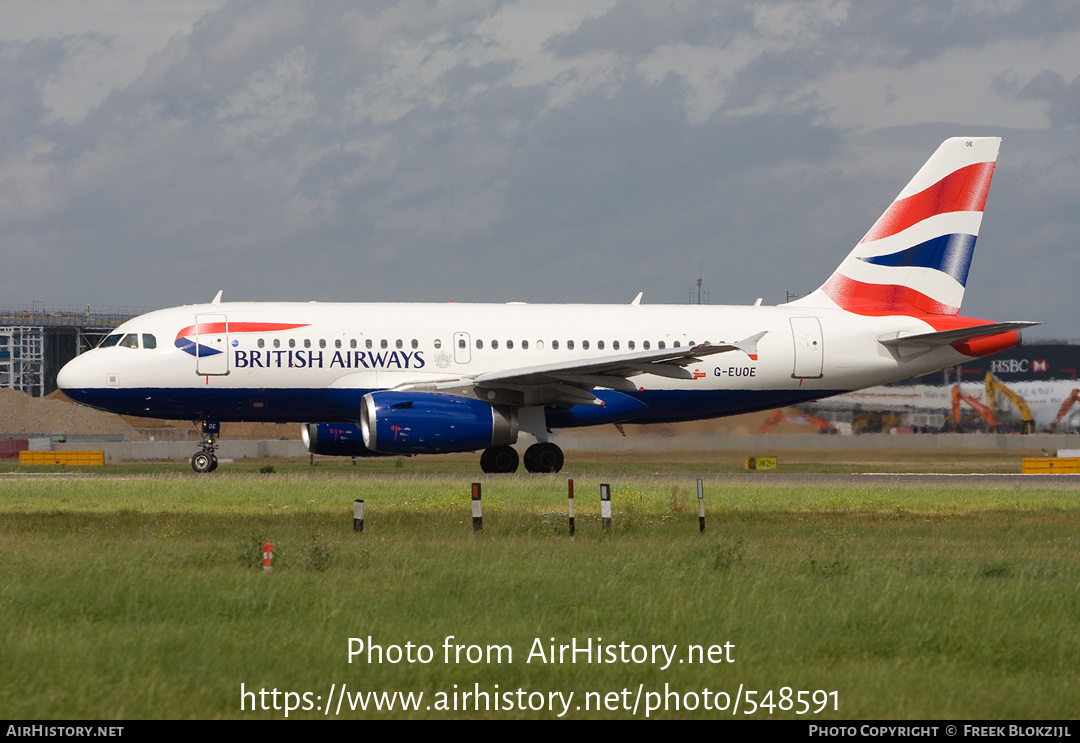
{"left": 984, "top": 372, "right": 1034, "bottom": 433}
{"left": 1050, "top": 389, "right": 1080, "bottom": 432}
{"left": 760, "top": 409, "right": 838, "bottom": 434}
{"left": 951, "top": 385, "right": 995, "bottom": 433}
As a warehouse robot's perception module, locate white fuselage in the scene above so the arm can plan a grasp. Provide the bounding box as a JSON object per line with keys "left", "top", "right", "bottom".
{"left": 57, "top": 300, "right": 979, "bottom": 426}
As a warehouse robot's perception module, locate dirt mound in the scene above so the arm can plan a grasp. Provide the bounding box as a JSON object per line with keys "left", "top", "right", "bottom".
{"left": 2, "top": 387, "right": 130, "bottom": 436}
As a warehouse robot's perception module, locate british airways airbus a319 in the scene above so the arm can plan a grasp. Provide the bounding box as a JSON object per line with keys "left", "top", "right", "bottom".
{"left": 58, "top": 138, "right": 1036, "bottom": 473}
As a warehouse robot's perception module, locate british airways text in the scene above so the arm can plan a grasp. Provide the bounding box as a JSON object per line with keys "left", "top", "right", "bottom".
{"left": 234, "top": 350, "right": 426, "bottom": 370}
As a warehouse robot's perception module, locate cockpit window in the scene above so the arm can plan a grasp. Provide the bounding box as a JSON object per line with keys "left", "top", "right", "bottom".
{"left": 142, "top": 334, "right": 157, "bottom": 349}
{"left": 99, "top": 334, "right": 122, "bottom": 348}
{"left": 119, "top": 334, "right": 139, "bottom": 349}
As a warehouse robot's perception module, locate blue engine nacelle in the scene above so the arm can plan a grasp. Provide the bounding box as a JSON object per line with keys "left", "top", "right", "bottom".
{"left": 360, "top": 391, "right": 518, "bottom": 454}
{"left": 301, "top": 422, "right": 395, "bottom": 457}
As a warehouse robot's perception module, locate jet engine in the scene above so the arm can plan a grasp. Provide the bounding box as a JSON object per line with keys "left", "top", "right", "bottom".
{"left": 300, "top": 422, "right": 392, "bottom": 457}
{"left": 360, "top": 391, "right": 518, "bottom": 454}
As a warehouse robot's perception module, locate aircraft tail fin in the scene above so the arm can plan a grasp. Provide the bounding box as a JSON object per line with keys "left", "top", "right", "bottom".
{"left": 789, "top": 137, "right": 1001, "bottom": 317}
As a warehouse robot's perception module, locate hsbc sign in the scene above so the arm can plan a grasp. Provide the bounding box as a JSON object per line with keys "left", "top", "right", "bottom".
{"left": 990, "top": 359, "right": 1049, "bottom": 374}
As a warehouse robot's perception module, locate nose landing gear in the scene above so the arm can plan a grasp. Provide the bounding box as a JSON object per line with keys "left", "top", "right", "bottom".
{"left": 191, "top": 420, "right": 220, "bottom": 473}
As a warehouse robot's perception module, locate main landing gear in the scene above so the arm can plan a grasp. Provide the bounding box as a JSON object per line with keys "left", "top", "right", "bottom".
{"left": 479, "top": 442, "right": 564, "bottom": 473}
{"left": 191, "top": 420, "right": 220, "bottom": 473}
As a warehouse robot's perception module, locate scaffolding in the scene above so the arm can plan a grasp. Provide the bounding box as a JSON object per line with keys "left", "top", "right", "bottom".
{"left": 0, "top": 328, "right": 45, "bottom": 397}
{"left": 0, "top": 303, "right": 152, "bottom": 396}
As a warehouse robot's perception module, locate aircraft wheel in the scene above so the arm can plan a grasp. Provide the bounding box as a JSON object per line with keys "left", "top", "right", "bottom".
{"left": 523, "top": 442, "right": 563, "bottom": 473}
{"left": 480, "top": 445, "right": 519, "bottom": 473}
{"left": 191, "top": 451, "right": 214, "bottom": 473}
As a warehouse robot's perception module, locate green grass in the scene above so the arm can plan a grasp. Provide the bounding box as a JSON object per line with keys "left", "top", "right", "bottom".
{"left": 1, "top": 473, "right": 1079, "bottom": 719}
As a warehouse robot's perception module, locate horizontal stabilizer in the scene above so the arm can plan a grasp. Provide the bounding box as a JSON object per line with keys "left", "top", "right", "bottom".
{"left": 879, "top": 321, "right": 1039, "bottom": 355}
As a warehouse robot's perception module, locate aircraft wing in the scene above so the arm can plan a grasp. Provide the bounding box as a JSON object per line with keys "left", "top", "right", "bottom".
{"left": 395, "top": 331, "right": 766, "bottom": 407}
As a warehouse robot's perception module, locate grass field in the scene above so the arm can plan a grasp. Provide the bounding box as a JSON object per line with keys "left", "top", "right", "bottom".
{"left": 2, "top": 464, "right": 1078, "bottom": 719}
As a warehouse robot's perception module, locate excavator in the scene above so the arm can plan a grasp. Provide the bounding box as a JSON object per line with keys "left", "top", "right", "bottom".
{"left": 984, "top": 372, "right": 1035, "bottom": 433}
{"left": 951, "top": 386, "right": 995, "bottom": 433}
{"left": 952, "top": 373, "right": 1035, "bottom": 433}
{"left": 1050, "top": 389, "right": 1080, "bottom": 433}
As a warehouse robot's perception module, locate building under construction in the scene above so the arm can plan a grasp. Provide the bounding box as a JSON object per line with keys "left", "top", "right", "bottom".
{"left": 0, "top": 303, "right": 151, "bottom": 397}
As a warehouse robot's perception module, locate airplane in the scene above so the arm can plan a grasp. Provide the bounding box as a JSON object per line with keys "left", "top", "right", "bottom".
{"left": 57, "top": 137, "right": 1038, "bottom": 473}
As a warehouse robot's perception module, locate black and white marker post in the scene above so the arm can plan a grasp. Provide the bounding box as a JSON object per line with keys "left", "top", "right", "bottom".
{"left": 601, "top": 483, "right": 611, "bottom": 531}
{"left": 568, "top": 479, "right": 575, "bottom": 536}
{"left": 353, "top": 499, "right": 364, "bottom": 533}
{"left": 697, "top": 479, "right": 705, "bottom": 533}
{"left": 472, "top": 482, "right": 482, "bottom": 532}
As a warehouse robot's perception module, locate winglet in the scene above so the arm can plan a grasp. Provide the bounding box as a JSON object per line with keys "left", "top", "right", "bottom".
{"left": 734, "top": 331, "right": 767, "bottom": 361}
{"left": 211, "top": 290, "right": 223, "bottom": 304}
{"left": 631, "top": 292, "right": 643, "bottom": 306}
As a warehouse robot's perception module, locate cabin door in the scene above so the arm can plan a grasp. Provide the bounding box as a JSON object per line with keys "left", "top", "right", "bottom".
{"left": 195, "top": 313, "right": 230, "bottom": 376}
{"left": 790, "top": 317, "right": 823, "bottom": 379}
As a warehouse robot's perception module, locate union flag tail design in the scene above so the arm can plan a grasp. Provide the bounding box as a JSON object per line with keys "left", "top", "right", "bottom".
{"left": 791, "top": 137, "right": 1000, "bottom": 317}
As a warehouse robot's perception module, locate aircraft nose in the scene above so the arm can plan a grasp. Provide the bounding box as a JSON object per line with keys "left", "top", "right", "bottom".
{"left": 57, "top": 353, "right": 91, "bottom": 393}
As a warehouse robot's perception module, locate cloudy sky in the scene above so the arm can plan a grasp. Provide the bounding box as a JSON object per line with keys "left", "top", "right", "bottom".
{"left": 1, "top": 0, "right": 1077, "bottom": 336}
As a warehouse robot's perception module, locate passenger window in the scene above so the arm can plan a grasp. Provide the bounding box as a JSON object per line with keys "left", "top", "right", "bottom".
{"left": 674, "top": 341, "right": 680, "bottom": 348}
{"left": 613, "top": 340, "right": 619, "bottom": 350}
{"left": 396, "top": 339, "right": 403, "bottom": 349}
{"left": 476, "top": 339, "right": 483, "bottom": 349}
{"left": 552, "top": 340, "right": 559, "bottom": 350}
{"left": 567, "top": 340, "right": 575, "bottom": 350}
{"left": 257, "top": 338, "right": 265, "bottom": 349}
{"left": 99, "top": 334, "right": 122, "bottom": 348}
{"left": 289, "top": 339, "right": 296, "bottom": 349}
{"left": 458, "top": 339, "right": 466, "bottom": 349}
{"left": 366, "top": 339, "right": 373, "bottom": 349}
{"left": 628, "top": 340, "right": 635, "bottom": 350}
{"left": 522, "top": 340, "right": 529, "bottom": 349}
{"left": 492, "top": 340, "right": 499, "bottom": 350}
{"left": 304, "top": 339, "right": 311, "bottom": 348}
{"left": 582, "top": 340, "right": 589, "bottom": 350}
{"left": 643, "top": 340, "right": 650, "bottom": 350}
{"left": 350, "top": 339, "right": 356, "bottom": 349}
{"left": 142, "top": 334, "right": 157, "bottom": 349}
{"left": 120, "top": 334, "right": 139, "bottom": 349}
{"left": 273, "top": 339, "right": 280, "bottom": 349}
{"left": 411, "top": 339, "right": 418, "bottom": 349}
{"left": 506, "top": 340, "right": 514, "bottom": 349}
{"left": 658, "top": 341, "right": 666, "bottom": 349}
{"left": 381, "top": 339, "right": 388, "bottom": 349}
{"left": 435, "top": 339, "right": 443, "bottom": 349}
{"left": 319, "top": 339, "right": 326, "bottom": 349}
{"left": 334, "top": 339, "right": 340, "bottom": 348}
{"left": 597, "top": 340, "right": 605, "bottom": 350}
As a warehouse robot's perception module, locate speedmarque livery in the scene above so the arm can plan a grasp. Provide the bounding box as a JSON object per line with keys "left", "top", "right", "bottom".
{"left": 58, "top": 138, "right": 1036, "bottom": 473}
